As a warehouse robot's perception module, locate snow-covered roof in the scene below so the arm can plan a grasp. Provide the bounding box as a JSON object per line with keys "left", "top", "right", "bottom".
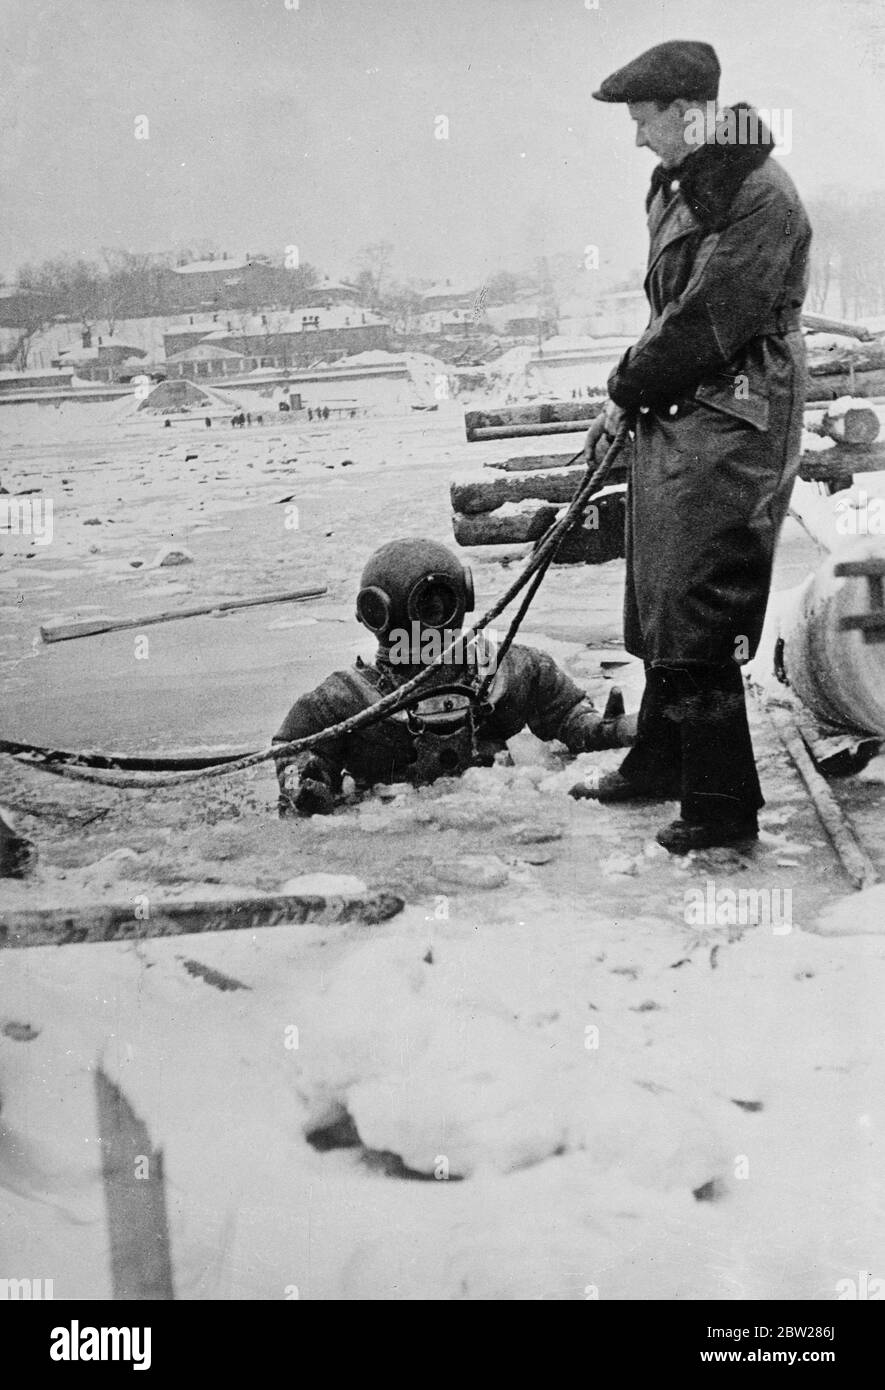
{"left": 165, "top": 342, "right": 244, "bottom": 362}
{"left": 204, "top": 306, "right": 389, "bottom": 337}
{"left": 311, "top": 277, "right": 358, "bottom": 293}
{"left": 335, "top": 350, "right": 408, "bottom": 367}
{"left": 165, "top": 319, "right": 220, "bottom": 336}
{"left": 172, "top": 256, "right": 258, "bottom": 275}
{"left": 421, "top": 281, "right": 477, "bottom": 302}
{"left": 57, "top": 335, "right": 145, "bottom": 362}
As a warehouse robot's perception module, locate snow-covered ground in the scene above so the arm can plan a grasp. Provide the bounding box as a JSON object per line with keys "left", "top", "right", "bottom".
{"left": 1, "top": 393, "right": 884, "bottom": 1300}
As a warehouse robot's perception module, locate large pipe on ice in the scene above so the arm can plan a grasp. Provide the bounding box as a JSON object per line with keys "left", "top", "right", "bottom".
{"left": 779, "top": 537, "right": 885, "bottom": 735}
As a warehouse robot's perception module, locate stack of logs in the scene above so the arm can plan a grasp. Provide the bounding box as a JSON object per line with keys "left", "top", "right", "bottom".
{"left": 452, "top": 398, "right": 885, "bottom": 563}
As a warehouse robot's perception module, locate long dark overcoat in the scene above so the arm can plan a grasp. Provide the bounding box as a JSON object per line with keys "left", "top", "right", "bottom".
{"left": 607, "top": 112, "right": 812, "bottom": 666}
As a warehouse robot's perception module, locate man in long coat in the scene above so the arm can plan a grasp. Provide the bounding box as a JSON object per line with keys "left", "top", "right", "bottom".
{"left": 581, "top": 40, "right": 811, "bottom": 852}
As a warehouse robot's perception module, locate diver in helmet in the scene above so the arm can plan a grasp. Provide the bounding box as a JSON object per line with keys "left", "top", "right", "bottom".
{"left": 272, "top": 537, "right": 636, "bottom": 816}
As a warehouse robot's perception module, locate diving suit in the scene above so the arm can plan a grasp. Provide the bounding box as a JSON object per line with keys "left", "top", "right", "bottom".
{"left": 272, "top": 538, "right": 636, "bottom": 816}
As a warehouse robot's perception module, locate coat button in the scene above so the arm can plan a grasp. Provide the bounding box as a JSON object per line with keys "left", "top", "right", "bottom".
{"left": 669, "top": 404, "right": 679, "bottom": 416}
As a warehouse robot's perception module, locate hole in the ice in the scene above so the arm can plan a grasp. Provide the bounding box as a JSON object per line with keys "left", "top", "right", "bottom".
{"left": 305, "top": 1106, "right": 464, "bottom": 1182}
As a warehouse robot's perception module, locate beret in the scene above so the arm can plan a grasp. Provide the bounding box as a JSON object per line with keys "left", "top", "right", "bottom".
{"left": 593, "top": 40, "right": 720, "bottom": 104}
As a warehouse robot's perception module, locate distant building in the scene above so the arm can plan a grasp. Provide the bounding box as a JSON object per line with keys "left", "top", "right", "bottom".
{"left": 301, "top": 276, "right": 359, "bottom": 308}
{"left": 165, "top": 254, "right": 285, "bottom": 313}
{"left": 52, "top": 331, "right": 149, "bottom": 382}
{"left": 420, "top": 280, "right": 477, "bottom": 312}
{"left": 484, "top": 300, "right": 557, "bottom": 339}
{"left": 164, "top": 342, "right": 250, "bottom": 379}
{"left": 176, "top": 306, "right": 391, "bottom": 368}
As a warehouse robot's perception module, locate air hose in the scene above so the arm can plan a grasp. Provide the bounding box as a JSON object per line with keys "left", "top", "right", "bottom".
{"left": 4, "top": 421, "right": 630, "bottom": 791}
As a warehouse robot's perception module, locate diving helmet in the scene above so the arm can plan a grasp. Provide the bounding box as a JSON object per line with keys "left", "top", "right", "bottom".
{"left": 355, "top": 538, "right": 475, "bottom": 646}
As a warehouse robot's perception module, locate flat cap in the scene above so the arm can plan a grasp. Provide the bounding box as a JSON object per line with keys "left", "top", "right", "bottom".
{"left": 593, "top": 40, "right": 720, "bottom": 104}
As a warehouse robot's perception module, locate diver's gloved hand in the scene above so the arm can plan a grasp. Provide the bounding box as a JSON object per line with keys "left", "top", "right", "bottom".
{"left": 571, "top": 687, "right": 637, "bottom": 752}
{"left": 599, "top": 685, "right": 637, "bottom": 748}
{"left": 279, "top": 757, "right": 336, "bottom": 817}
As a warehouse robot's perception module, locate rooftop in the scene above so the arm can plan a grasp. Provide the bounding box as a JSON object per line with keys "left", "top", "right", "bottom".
{"left": 165, "top": 342, "right": 244, "bottom": 363}
{"left": 204, "top": 306, "right": 389, "bottom": 337}
{"left": 172, "top": 256, "right": 269, "bottom": 276}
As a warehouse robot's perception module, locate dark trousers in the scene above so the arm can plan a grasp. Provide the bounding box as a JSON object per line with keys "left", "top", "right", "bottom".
{"left": 618, "top": 663, "right": 764, "bottom": 824}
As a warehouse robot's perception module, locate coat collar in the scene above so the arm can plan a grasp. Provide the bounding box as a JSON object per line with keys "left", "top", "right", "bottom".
{"left": 646, "top": 103, "right": 776, "bottom": 231}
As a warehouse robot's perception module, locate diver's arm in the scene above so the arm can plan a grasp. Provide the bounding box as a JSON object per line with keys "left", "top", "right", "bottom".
{"left": 272, "top": 691, "right": 346, "bottom": 817}
{"left": 517, "top": 648, "right": 635, "bottom": 751}
{"left": 556, "top": 686, "right": 637, "bottom": 753}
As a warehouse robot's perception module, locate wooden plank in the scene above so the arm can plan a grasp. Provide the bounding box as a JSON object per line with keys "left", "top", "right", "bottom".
{"left": 0, "top": 889, "right": 405, "bottom": 949}
{"left": 765, "top": 702, "right": 878, "bottom": 891}
{"left": 40, "top": 586, "right": 328, "bottom": 644}
{"left": 95, "top": 1067, "right": 175, "bottom": 1301}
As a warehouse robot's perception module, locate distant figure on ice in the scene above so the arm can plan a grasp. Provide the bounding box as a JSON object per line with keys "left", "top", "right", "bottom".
{"left": 205, "top": 417, "right": 212, "bottom": 428}
{"left": 307, "top": 407, "right": 313, "bottom": 421}
{"left": 272, "top": 538, "right": 636, "bottom": 816}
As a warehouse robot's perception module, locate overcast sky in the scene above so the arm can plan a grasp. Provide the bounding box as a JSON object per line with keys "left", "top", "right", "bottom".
{"left": 1, "top": 0, "right": 884, "bottom": 286}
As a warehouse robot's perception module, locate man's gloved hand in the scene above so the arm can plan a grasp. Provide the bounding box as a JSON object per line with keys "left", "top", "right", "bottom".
{"left": 279, "top": 757, "right": 336, "bottom": 817}
{"left": 581, "top": 400, "right": 628, "bottom": 467}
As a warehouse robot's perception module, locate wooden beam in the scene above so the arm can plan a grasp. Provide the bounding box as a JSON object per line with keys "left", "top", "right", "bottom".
{"left": 40, "top": 586, "right": 328, "bottom": 644}
{"left": 0, "top": 889, "right": 405, "bottom": 948}
{"left": 95, "top": 1067, "right": 175, "bottom": 1300}
{"left": 802, "top": 311, "right": 874, "bottom": 342}
{"left": 765, "top": 701, "right": 878, "bottom": 891}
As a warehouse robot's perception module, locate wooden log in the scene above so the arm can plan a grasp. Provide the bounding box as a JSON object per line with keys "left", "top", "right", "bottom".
{"left": 0, "top": 889, "right": 405, "bottom": 949}
{"left": 808, "top": 344, "right": 885, "bottom": 377}
{"left": 486, "top": 453, "right": 587, "bottom": 473}
{"left": 464, "top": 400, "right": 603, "bottom": 433}
{"left": 467, "top": 420, "right": 595, "bottom": 441}
{"left": 453, "top": 504, "right": 558, "bottom": 546}
{"left": 805, "top": 369, "right": 885, "bottom": 401}
{"left": 798, "top": 441, "right": 885, "bottom": 482}
{"left": 452, "top": 468, "right": 586, "bottom": 515}
{"left": 802, "top": 312, "right": 874, "bottom": 342}
{"left": 819, "top": 404, "right": 880, "bottom": 446}
{"left": 40, "top": 585, "right": 328, "bottom": 644}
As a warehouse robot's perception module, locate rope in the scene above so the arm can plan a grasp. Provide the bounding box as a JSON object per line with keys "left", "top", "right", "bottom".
{"left": 6, "top": 422, "right": 629, "bottom": 791}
